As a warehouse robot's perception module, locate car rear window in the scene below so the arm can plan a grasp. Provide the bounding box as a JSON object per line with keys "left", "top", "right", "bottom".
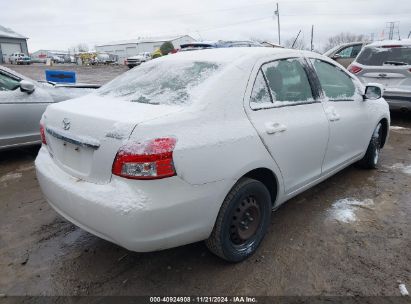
{"left": 98, "top": 60, "right": 221, "bottom": 105}
{"left": 356, "top": 46, "right": 411, "bottom": 66}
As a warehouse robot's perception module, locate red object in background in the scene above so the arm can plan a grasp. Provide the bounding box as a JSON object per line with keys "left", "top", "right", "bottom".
{"left": 348, "top": 64, "right": 363, "bottom": 74}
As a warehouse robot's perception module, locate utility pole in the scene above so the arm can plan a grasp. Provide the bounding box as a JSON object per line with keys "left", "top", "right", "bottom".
{"left": 274, "top": 3, "right": 281, "bottom": 45}
{"left": 408, "top": 31, "right": 411, "bottom": 38}
{"left": 310, "top": 25, "right": 314, "bottom": 51}
{"left": 385, "top": 21, "right": 400, "bottom": 40}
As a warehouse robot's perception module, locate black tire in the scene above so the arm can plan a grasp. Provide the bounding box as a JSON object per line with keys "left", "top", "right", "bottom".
{"left": 358, "top": 123, "right": 382, "bottom": 169}
{"left": 205, "top": 178, "right": 271, "bottom": 263}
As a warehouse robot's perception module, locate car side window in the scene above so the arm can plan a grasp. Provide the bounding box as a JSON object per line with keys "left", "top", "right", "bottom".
{"left": 338, "top": 46, "right": 354, "bottom": 58}
{"left": 311, "top": 59, "right": 356, "bottom": 101}
{"left": 250, "top": 70, "right": 272, "bottom": 109}
{"left": 351, "top": 44, "right": 362, "bottom": 58}
{"left": 0, "top": 72, "right": 20, "bottom": 91}
{"left": 262, "top": 59, "right": 314, "bottom": 105}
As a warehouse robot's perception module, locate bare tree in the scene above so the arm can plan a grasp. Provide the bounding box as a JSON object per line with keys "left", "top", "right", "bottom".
{"left": 284, "top": 37, "right": 307, "bottom": 50}
{"left": 323, "top": 32, "right": 365, "bottom": 52}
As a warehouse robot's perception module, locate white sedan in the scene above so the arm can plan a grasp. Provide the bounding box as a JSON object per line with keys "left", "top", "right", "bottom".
{"left": 35, "top": 48, "right": 390, "bottom": 262}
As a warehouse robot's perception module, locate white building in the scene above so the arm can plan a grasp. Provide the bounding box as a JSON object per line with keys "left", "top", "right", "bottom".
{"left": 95, "top": 35, "right": 196, "bottom": 64}
{"left": 0, "top": 25, "right": 29, "bottom": 63}
{"left": 30, "top": 50, "right": 69, "bottom": 60}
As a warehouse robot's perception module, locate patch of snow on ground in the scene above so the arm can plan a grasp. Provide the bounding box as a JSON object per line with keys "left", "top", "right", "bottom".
{"left": 390, "top": 126, "right": 408, "bottom": 130}
{"left": 399, "top": 283, "right": 409, "bottom": 296}
{"left": 0, "top": 172, "right": 22, "bottom": 183}
{"left": 329, "top": 198, "right": 374, "bottom": 223}
{"left": 388, "top": 163, "right": 411, "bottom": 175}
{"left": 17, "top": 164, "right": 35, "bottom": 172}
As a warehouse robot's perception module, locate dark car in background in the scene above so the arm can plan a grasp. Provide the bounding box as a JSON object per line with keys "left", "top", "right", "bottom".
{"left": 180, "top": 40, "right": 263, "bottom": 51}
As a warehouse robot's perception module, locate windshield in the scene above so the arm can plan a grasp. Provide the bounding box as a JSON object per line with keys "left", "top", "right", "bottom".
{"left": 356, "top": 46, "right": 411, "bottom": 66}
{"left": 98, "top": 60, "right": 221, "bottom": 105}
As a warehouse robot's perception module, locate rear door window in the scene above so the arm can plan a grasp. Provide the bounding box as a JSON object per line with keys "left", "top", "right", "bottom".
{"left": 261, "top": 59, "right": 314, "bottom": 106}
{"left": 311, "top": 59, "right": 357, "bottom": 101}
{"left": 338, "top": 46, "right": 355, "bottom": 58}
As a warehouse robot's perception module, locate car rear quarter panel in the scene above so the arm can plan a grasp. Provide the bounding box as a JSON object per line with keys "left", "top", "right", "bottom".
{"left": 128, "top": 62, "right": 284, "bottom": 198}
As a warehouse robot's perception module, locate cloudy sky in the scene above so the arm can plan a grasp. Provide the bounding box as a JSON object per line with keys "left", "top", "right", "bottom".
{"left": 1, "top": 0, "right": 411, "bottom": 52}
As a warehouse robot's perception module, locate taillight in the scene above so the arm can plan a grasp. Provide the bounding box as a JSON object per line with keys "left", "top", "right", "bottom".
{"left": 40, "top": 123, "right": 47, "bottom": 145}
{"left": 348, "top": 64, "right": 362, "bottom": 74}
{"left": 112, "top": 138, "right": 177, "bottom": 180}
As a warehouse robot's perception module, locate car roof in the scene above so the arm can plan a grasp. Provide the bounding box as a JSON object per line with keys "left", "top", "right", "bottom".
{"left": 366, "top": 39, "right": 411, "bottom": 48}
{"left": 161, "top": 47, "right": 304, "bottom": 65}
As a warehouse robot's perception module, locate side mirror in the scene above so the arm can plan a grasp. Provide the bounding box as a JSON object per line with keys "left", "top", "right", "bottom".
{"left": 332, "top": 53, "right": 341, "bottom": 60}
{"left": 363, "top": 84, "right": 383, "bottom": 100}
{"left": 20, "top": 80, "right": 35, "bottom": 94}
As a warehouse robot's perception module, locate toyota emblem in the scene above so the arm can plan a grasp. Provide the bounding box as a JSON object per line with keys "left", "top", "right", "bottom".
{"left": 62, "top": 118, "right": 71, "bottom": 130}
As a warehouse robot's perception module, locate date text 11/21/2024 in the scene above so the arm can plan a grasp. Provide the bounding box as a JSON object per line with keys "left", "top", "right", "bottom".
{"left": 149, "top": 296, "right": 257, "bottom": 303}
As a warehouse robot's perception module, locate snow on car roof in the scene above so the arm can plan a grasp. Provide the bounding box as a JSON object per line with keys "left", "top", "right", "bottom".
{"left": 158, "top": 47, "right": 300, "bottom": 65}
{"left": 367, "top": 39, "right": 411, "bottom": 47}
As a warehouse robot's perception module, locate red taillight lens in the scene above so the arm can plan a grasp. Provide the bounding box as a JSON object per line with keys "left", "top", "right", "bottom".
{"left": 40, "top": 123, "right": 47, "bottom": 145}
{"left": 112, "top": 138, "right": 177, "bottom": 180}
{"left": 348, "top": 64, "right": 363, "bottom": 74}
{"left": 382, "top": 45, "right": 402, "bottom": 48}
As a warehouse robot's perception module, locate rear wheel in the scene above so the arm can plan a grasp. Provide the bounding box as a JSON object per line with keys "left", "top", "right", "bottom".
{"left": 205, "top": 178, "right": 271, "bottom": 262}
{"left": 358, "top": 123, "right": 382, "bottom": 169}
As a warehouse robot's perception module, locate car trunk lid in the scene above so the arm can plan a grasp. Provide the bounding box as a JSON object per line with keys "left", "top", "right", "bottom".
{"left": 358, "top": 65, "right": 411, "bottom": 88}
{"left": 43, "top": 95, "right": 183, "bottom": 184}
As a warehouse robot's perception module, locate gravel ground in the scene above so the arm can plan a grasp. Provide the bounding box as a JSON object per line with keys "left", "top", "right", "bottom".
{"left": 2, "top": 63, "right": 128, "bottom": 85}
{"left": 0, "top": 65, "right": 410, "bottom": 297}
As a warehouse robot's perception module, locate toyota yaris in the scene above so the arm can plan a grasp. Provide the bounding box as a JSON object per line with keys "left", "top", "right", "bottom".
{"left": 35, "top": 48, "right": 390, "bottom": 262}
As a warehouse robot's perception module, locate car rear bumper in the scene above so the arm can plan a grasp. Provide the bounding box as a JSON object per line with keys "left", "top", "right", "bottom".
{"left": 35, "top": 147, "right": 226, "bottom": 252}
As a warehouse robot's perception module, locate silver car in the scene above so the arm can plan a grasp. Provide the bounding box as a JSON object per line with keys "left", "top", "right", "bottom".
{"left": 0, "top": 66, "right": 97, "bottom": 150}
{"left": 348, "top": 40, "right": 411, "bottom": 112}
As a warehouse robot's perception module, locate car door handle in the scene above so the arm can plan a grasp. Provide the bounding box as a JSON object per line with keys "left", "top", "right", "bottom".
{"left": 326, "top": 108, "right": 341, "bottom": 122}
{"left": 329, "top": 113, "right": 341, "bottom": 122}
{"left": 265, "top": 122, "right": 287, "bottom": 134}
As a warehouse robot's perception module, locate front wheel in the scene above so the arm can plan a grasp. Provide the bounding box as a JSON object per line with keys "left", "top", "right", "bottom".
{"left": 358, "top": 123, "right": 382, "bottom": 169}
{"left": 205, "top": 178, "right": 271, "bottom": 262}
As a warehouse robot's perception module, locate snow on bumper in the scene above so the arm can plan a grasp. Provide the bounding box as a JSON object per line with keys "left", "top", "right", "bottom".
{"left": 35, "top": 147, "right": 226, "bottom": 252}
